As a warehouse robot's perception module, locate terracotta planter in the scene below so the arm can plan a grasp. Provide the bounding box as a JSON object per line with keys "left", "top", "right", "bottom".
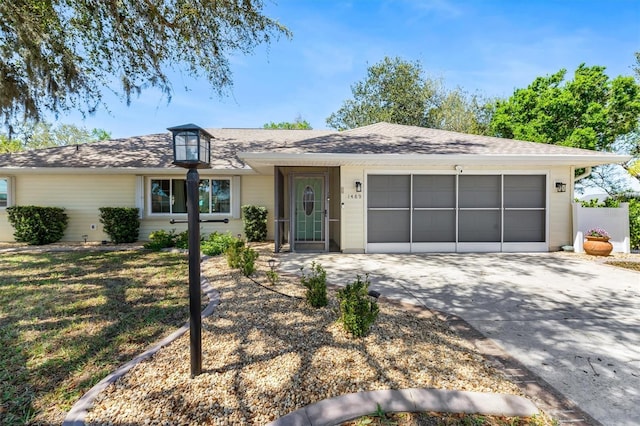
{"left": 584, "top": 236, "right": 613, "bottom": 256}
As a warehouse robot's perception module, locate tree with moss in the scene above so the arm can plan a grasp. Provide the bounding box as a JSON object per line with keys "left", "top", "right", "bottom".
{"left": 0, "top": 1, "right": 290, "bottom": 128}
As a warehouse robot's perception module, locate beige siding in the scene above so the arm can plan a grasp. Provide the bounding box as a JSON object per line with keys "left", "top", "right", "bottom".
{"left": 340, "top": 166, "right": 365, "bottom": 253}
{"left": 241, "top": 174, "right": 275, "bottom": 239}
{"left": 548, "top": 166, "right": 574, "bottom": 250}
{"left": 0, "top": 174, "right": 136, "bottom": 242}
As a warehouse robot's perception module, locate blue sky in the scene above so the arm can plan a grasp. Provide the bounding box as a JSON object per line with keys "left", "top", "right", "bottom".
{"left": 56, "top": 0, "right": 640, "bottom": 139}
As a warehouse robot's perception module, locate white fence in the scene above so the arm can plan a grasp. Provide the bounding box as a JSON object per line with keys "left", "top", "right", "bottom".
{"left": 572, "top": 203, "right": 630, "bottom": 253}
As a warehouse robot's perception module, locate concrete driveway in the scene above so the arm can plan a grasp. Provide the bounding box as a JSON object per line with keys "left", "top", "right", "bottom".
{"left": 276, "top": 252, "right": 640, "bottom": 426}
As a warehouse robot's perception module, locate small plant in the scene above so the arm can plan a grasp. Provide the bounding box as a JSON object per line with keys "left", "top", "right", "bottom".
{"left": 239, "top": 246, "right": 259, "bottom": 276}
{"left": 144, "top": 229, "right": 177, "bottom": 251}
{"left": 201, "top": 232, "right": 238, "bottom": 256}
{"left": 6, "top": 205, "right": 68, "bottom": 245}
{"left": 226, "top": 239, "right": 246, "bottom": 268}
{"left": 174, "top": 229, "right": 190, "bottom": 249}
{"left": 300, "top": 262, "right": 327, "bottom": 307}
{"left": 241, "top": 205, "right": 268, "bottom": 242}
{"left": 98, "top": 207, "right": 140, "bottom": 243}
{"left": 337, "top": 274, "right": 379, "bottom": 338}
{"left": 586, "top": 227, "right": 610, "bottom": 239}
{"left": 266, "top": 269, "right": 279, "bottom": 286}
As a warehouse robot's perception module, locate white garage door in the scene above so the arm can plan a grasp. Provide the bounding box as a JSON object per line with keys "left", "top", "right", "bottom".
{"left": 366, "top": 174, "right": 547, "bottom": 253}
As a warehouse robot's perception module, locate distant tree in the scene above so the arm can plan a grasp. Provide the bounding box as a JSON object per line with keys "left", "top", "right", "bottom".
{"left": 429, "top": 88, "right": 496, "bottom": 135}
{"left": 263, "top": 116, "right": 312, "bottom": 130}
{"left": 0, "top": 1, "right": 290, "bottom": 127}
{"left": 490, "top": 64, "right": 640, "bottom": 152}
{"left": 326, "top": 57, "right": 439, "bottom": 130}
{"left": 0, "top": 134, "right": 21, "bottom": 153}
{"left": 326, "top": 56, "right": 492, "bottom": 134}
{"left": 0, "top": 122, "right": 111, "bottom": 151}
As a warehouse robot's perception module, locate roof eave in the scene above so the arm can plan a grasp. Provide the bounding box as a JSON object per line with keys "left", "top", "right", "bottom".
{"left": 238, "top": 152, "right": 632, "bottom": 173}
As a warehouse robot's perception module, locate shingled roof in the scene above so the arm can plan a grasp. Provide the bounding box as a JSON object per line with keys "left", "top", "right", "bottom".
{"left": 0, "top": 122, "right": 628, "bottom": 173}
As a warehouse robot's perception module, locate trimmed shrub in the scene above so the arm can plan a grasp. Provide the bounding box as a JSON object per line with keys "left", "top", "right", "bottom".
{"left": 241, "top": 205, "right": 268, "bottom": 242}
{"left": 201, "top": 232, "right": 238, "bottom": 256}
{"left": 98, "top": 207, "right": 140, "bottom": 243}
{"left": 226, "top": 239, "right": 246, "bottom": 268}
{"left": 300, "top": 261, "right": 327, "bottom": 308}
{"left": 6, "top": 206, "right": 68, "bottom": 245}
{"left": 239, "top": 246, "right": 259, "bottom": 276}
{"left": 336, "top": 274, "right": 379, "bottom": 338}
{"left": 144, "top": 229, "right": 177, "bottom": 251}
{"left": 174, "top": 230, "right": 190, "bottom": 249}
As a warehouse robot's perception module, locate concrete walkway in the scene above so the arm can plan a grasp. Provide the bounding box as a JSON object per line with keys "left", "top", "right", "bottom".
{"left": 277, "top": 252, "right": 640, "bottom": 426}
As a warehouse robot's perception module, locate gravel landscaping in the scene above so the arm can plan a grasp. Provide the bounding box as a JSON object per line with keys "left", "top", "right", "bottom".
{"left": 84, "top": 244, "right": 526, "bottom": 425}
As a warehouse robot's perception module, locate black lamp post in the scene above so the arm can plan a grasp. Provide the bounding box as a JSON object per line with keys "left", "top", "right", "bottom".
{"left": 168, "top": 123, "right": 212, "bottom": 377}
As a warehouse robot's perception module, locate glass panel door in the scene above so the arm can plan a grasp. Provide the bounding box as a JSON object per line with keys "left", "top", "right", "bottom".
{"left": 294, "top": 176, "right": 324, "bottom": 242}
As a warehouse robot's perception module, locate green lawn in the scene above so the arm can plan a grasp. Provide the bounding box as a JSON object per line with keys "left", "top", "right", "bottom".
{"left": 0, "top": 250, "right": 190, "bottom": 425}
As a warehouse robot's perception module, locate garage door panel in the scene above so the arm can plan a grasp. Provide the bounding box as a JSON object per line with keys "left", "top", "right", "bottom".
{"left": 504, "top": 210, "right": 545, "bottom": 242}
{"left": 368, "top": 175, "right": 410, "bottom": 208}
{"left": 413, "top": 175, "right": 456, "bottom": 208}
{"left": 505, "top": 175, "right": 546, "bottom": 208}
{"left": 459, "top": 210, "right": 501, "bottom": 242}
{"left": 413, "top": 210, "right": 456, "bottom": 242}
{"left": 367, "top": 210, "right": 410, "bottom": 243}
{"left": 459, "top": 175, "right": 501, "bottom": 208}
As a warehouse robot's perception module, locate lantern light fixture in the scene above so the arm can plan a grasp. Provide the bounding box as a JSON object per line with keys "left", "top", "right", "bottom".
{"left": 168, "top": 123, "right": 212, "bottom": 169}
{"left": 355, "top": 180, "right": 362, "bottom": 193}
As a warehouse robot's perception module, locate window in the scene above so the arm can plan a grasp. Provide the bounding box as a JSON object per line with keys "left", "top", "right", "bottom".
{"left": 0, "top": 178, "right": 8, "bottom": 208}
{"left": 150, "top": 178, "right": 231, "bottom": 214}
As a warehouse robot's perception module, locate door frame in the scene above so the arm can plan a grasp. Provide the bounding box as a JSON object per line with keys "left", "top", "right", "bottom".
{"left": 290, "top": 172, "right": 329, "bottom": 252}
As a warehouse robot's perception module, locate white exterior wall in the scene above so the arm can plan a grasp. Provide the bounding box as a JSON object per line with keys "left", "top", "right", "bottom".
{"left": 0, "top": 174, "right": 136, "bottom": 242}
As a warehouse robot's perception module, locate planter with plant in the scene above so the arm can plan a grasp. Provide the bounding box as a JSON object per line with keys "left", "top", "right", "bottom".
{"left": 584, "top": 227, "right": 613, "bottom": 256}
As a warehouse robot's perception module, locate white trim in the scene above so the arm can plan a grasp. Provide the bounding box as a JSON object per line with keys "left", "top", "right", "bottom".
{"left": 411, "top": 242, "right": 457, "bottom": 252}
{"left": 0, "top": 176, "right": 13, "bottom": 208}
{"left": 232, "top": 176, "right": 241, "bottom": 219}
{"left": 502, "top": 242, "right": 549, "bottom": 252}
{"left": 367, "top": 243, "right": 411, "bottom": 253}
{"left": 135, "top": 176, "right": 144, "bottom": 218}
{"left": 457, "top": 243, "right": 503, "bottom": 252}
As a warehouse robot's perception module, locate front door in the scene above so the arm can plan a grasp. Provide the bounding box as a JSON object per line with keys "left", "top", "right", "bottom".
{"left": 293, "top": 175, "right": 327, "bottom": 252}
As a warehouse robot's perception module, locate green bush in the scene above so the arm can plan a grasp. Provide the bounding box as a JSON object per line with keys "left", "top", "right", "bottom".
{"left": 174, "top": 230, "right": 190, "bottom": 249}
{"left": 628, "top": 198, "right": 640, "bottom": 250}
{"left": 98, "top": 207, "right": 140, "bottom": 243}
{"left": 144, "top": 229, "right": 177, "bottom": 251}
{"left": 201, "top": 232, "right": 238, "bottom": 256}
{"left": 612, "top": 195, "right": 640, "bottom": 250}
{"left": 226, "top": 239, "right": 246, "bottom": 268}
{"left": 6, "top": 206, "right": 68, "bottom": 245}
{"left": 239, "top": 246, "right": 259, "bottom": 276}
{"left": 241, "top": 205, "right": 268, "bottom": 242}
{"left": 300, "top": 262, "right": 327, "bottom": 308}
{"left": 336, "top": 274, "right": 379, "bottom": 338}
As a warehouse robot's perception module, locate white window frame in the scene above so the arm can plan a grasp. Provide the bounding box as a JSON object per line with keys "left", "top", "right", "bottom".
{"left": 0, "top": 177, "right": 13, "bottom": 209}
{"left": 146, "top": 176, "right": 234, "bottom": 217}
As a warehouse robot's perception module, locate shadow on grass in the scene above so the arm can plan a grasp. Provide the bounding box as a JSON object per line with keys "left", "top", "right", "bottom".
{"left": 0, "top": 250, "right": 192, "bottom": 426}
